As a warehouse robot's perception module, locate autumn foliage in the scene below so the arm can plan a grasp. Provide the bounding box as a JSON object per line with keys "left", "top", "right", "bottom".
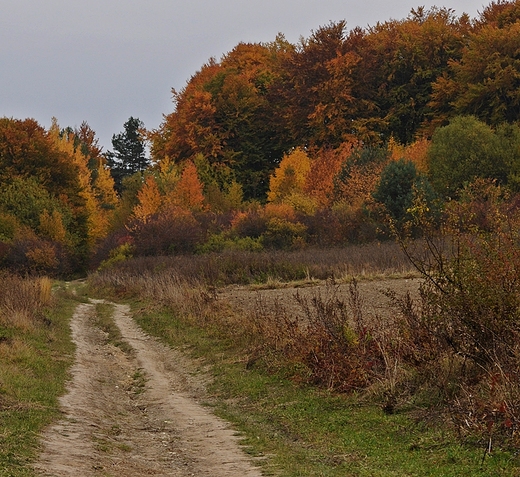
{"left": 3, "top": 2, "right": 520, "bottom": 274}
{"left": 0, "top": 118, "right": 116, "bottom": 275}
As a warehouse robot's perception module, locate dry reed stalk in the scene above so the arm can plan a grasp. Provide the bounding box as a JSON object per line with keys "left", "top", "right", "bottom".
{"left": 38, "top": 277, "right": 53, "bottom": 307}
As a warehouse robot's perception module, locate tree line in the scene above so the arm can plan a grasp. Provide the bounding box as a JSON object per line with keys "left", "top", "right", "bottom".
{"left": 152, "top": 1, "right": 520, "bottom": 200}
{"left": 2, "top": 0, "right": 520, "bottom": 275}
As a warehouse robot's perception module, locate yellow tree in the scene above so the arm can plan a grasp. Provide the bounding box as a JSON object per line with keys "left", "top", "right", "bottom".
{"left": 224, "top": 181, "right": 244, "bottom": 211}
{"left": 49, "top": 121, "right": 99, "bottom": 238}
{"left": 75, "top": 121, "right": 118, "bottom": 239}
{"left": 132, "top": 175, "right": 162, "bottom": 223}
{"left": 156, "top": 155, "right": 180, "bottom": 203}
{"left": 403, "top": 137, "right": 430, "bottom": 174}
{"left": 267, "top": 148, "right": 311, "bottom": 203}
{"left": 38, "top": 209, "right": 67, "bottom": 243}
{"left": 48, "top": 120, "right": 114, "bottom": 243}
{"left": 93, "top": 163, "right": 119, "bottom": 210}
{"left": 76, "top": 121, "right": 118, "bottom": 211}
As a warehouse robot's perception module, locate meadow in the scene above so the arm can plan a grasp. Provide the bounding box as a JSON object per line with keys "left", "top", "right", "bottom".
{"left": 0, "top": 274, "right": 76, "bottom": 476}
{"left": 2, "top": 238, "right": 519, "bottom": 475}
{"left": 88, "top": 242, "right": 520, "bottom": 476}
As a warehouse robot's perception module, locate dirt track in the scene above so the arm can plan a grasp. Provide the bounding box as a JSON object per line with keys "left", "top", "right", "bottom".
{"left": 34, "top": 300, "right": 262, "bottom": 477}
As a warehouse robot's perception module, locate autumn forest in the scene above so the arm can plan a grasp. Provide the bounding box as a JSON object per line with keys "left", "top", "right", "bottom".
{"left": 2, "top": 1, "right": 520, "bottom": 276}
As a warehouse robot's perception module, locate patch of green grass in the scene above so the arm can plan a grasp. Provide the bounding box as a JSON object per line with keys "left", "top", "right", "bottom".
{"left": 130, "top": 368, "right": 147, "bottom": 395}
{"left": 132, "top": 303, "right": 520, "bottom": 477}
{"left": 0, "top": 284, "right": 76, "bottom": 477}
{"left": 93, "top": 436, "right": 112, "bottom": 453}
{"left": 93, "top": 302, "right": 134, "bottom": 355}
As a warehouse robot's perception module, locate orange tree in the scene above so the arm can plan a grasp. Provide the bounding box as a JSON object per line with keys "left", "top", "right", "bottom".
{"left": 430, "top": 1, "right": 520, "bottom": 126}
{"left": 152, "top": 42, "right": 293, "bottom": 201}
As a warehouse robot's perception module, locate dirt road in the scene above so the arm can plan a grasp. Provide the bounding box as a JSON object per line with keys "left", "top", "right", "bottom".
{"left": 34, "top": 300, "right": 263, "bottom": 477}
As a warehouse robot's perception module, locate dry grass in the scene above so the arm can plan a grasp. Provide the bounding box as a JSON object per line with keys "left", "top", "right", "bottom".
{"left": 89, "top": 241, "right": 415, "bottom": 292}
{"left": 0, "top": 273, "right": 54, "bottom": 330}
{"left": 87, "top": 242, "right": 417, "bottom": 402}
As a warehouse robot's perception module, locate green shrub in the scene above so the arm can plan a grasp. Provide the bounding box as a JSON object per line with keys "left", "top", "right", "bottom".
{"left": 98, "top": 243, "right": 134, "bottom": 270}
{"left": 260, "top": 218, "right": 307, "bottom": 250}
{"left": 197, "top": 233, "right": 263, "bottom": 254}
{"left": 428, "top": 116, "right": 509, "bottom": 198}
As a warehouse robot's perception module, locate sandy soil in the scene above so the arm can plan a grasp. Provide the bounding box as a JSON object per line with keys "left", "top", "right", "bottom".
{"left": 33, "top": 300, "right": 263, "bottom": 477}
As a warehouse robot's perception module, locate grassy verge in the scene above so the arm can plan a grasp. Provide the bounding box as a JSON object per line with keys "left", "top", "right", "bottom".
{"left": 0, "top": 280, "right": 77, "bottom": 477}
{"left": 131, "top": 304, "right": 520, "bottom": 477}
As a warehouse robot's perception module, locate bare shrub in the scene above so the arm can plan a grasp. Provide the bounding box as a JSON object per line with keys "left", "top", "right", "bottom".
{"left": 300, "top": 208, "right": 343, "bottom": 246}
{"left": 392, "top": 179, "right": 520, "bottom": 448}
{"left": 248, "top": 280, "right": 388, "bottom": 393}
{"left": 231, "top": 207, "right": 267, "bottom": 239}
{"left": 246, "top": 296, "right": 303, "bottom": 372}
{"left": 130, "top": 207, "right": 205, "bottom": 256}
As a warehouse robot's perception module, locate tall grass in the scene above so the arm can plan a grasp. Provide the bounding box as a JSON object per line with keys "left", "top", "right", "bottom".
{"left": 89, "top": 242, "right": 415, "bottom": 295}
{"left": 0, "top": 273, "right": 53, "bottom": 331}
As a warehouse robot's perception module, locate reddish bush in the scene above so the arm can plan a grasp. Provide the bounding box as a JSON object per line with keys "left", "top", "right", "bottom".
{"left": 131, "top": 206, "right": 205, "bottom": 256}
{"left": 300, "top": 209, "right": 343, "bottom": 246}
{"left": 230, "top": 208, "right": 267, "bottom": 239}
{"left": 250, "top": 281, "right": 384, "bottom": 393}
{"left": 3, "top": 238, "right": 73, "bottom": 277}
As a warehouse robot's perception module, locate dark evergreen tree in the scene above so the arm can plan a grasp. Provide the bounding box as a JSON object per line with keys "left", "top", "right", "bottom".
{"left": 106, "top": 117, "right": 149, "bottom": 193}
{"left": 373, "top": 158, "right": 418, "bottom": 222}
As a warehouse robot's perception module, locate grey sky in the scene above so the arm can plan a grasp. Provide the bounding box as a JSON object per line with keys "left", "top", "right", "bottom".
{"left": 2, "top": 0, "right": 484, "bottom": 151}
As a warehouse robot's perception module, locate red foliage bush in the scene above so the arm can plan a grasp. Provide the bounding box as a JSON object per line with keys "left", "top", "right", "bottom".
{"left": 131, "top": 206, "right": 205, "bottom": 256}
{"left": 3, "top": 238, "right": 73, "bottom": 277}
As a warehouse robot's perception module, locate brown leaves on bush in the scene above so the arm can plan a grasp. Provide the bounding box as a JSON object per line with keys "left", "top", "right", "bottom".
{"left": 249, "top": 280, "right": 384, "bottom": 393}
{"left": 395, "top": 179, "right": 520, "bottom": 447}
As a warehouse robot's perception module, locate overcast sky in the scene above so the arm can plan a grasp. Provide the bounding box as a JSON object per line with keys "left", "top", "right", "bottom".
{"left": 1, "top": 0, "right": 484, "bottom": 151}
